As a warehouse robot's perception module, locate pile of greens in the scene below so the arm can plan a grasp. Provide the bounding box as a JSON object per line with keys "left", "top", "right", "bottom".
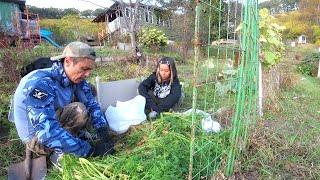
{"left": 49, "top": 113, "right": 230, "bottom": 180}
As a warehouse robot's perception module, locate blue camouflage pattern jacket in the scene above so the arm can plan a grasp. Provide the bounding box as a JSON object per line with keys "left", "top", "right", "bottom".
{"left": 13, "top": 61, "right": 107, "bottom": 157}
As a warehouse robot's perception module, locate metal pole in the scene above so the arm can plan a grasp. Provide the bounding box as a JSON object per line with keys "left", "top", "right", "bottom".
{"left": 318, "top": 47, "right": 320, "bottom": 78}
{"left": 258, "top": 62, "right": 263, "bottom": 116}
{"left": 188, "top": 1, "right": 201, "bottom": 179}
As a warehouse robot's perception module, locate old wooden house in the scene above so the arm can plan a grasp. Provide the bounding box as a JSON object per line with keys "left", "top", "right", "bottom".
{"left": 92, "top": 1, "right": 172, "bottom": 45}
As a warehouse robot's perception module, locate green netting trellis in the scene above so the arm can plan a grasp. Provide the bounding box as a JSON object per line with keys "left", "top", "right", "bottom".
{"left": 188, "top": 0, "right": 259, "bottom": 178}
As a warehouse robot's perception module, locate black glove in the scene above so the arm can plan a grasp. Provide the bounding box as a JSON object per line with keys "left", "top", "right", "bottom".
{"left": 96, "top": 126, "right": 113, "bottom": 144}
{"left": 89, "top": 142, "right": 115, "bottom": 157}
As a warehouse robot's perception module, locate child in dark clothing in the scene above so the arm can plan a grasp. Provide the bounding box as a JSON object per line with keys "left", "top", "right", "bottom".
{"left": 138, "top": 57, "right": 182, "bottom": 119}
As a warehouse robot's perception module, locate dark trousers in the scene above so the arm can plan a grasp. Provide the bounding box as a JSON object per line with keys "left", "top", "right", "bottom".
{"left": 147, "top": 91, "right": 184, "bottom": 113}
{"left": 26, "top": 102, "right": 89, "bottom": 155}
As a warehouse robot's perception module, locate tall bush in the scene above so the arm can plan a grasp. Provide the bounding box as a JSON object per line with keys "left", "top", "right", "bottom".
{"left": 138, "top": 28, "right": 168, "bottom": 50}
{"left": 259, "top": 8, "right": 286, "bottom": 68}
{"left": 297, "top": 53, "right": 320, "bottom": 76}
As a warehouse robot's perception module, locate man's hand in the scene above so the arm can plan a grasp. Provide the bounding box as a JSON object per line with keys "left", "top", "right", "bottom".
{"left": 89, "top": 143, "right": 115, "bottom": 157}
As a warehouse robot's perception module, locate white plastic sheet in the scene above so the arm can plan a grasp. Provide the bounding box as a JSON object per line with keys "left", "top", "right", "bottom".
{"left": 105, "top": 95, "right": 147, "bottom": 134}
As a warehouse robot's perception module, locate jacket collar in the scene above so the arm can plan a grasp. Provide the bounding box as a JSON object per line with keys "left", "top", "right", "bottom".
{"left": 51, "top": 61, "right": 72, "bottom": 87}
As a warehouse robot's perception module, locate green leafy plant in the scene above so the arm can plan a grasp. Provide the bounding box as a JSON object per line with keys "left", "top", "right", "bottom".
{"left": 259, "top": 8, "right": 286, "bottom": 68}
{"left": 297, "top": 52, "right": 320, "bottom": 76}
{"left": 215, "top": 60, "right": 238, "bottom": 96}
{"left": 138, "top": 28, "right": 168, "bottom": 50}
{"left": 48, "top": 113, "right": 230, "bottom": 179}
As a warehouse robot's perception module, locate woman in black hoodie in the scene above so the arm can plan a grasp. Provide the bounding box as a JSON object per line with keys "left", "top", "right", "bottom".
{"left": 138, "top": 57, "right": 182, "bottom": 119}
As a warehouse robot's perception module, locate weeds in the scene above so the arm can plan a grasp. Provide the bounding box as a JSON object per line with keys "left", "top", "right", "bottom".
{"left": 297, "top": 53, "right": 320, "bottom": 76}
{"left": 239, "top": 75, "right": 320, "bottom": 178}
{"left": 88, "top": 61, "right": 152, "bottom": 83}
{"left": 95, "top": 47, "right": 131, "bottom": 57}
{"left": 0, "top": 126, "right": 25, "bottom": 177}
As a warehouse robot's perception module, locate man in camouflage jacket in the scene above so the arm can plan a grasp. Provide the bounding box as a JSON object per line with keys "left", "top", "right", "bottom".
{"left": 12, "top": 42, "right": 113, "bottom": 159}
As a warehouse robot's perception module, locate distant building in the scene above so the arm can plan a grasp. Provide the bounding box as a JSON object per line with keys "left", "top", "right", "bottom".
{"left": 92, "top": 1, "right": 172, "bottom": 45}
{"left": 0, "top": 0, "right": 25, "bottom": 34}
{"left": 298, "top": 35, "right": 307, "bottom": 44}
{"left": 0, "top": 0, "right": 41, "bottom": 47}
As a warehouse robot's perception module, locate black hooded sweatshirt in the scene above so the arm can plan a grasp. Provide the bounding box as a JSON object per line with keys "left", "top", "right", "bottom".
{"left": 138, "top": 72, "right": 181, "bottom": 113}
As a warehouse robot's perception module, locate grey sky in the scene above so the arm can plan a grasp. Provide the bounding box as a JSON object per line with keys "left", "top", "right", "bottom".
{"left": 26, "top": 0, "right": 114, "bottom": 11}
{"left": 26, "top": 0, "right": 268, "bottom": 11}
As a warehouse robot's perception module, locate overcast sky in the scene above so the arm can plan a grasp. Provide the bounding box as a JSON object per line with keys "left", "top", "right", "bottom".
{"left": 26, "top": 0, "right": 268, "bottom": 11}
{"left": 26, "top": 0, "right": 114, "bottom": 11}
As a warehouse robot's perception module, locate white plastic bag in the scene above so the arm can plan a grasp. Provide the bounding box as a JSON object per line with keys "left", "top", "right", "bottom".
{"left": 8, "top": 96, "right": 14, "bottom": 123}
{"left": 182, "top": 109, "right": 221, "bottom": 133}
{"left": 201, "top": 116, "right": 221, "bottom": 133}
{"left": 105, "top": 95, "right": 147, "bottom": 134}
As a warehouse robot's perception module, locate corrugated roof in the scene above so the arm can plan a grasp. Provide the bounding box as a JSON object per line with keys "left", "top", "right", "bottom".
{"left": 92, "top": 1, "right": 120, "bottom": 23}
{"left": 92, "top": 1, "right": 161, "bottom": 23}
{"left": 0, "top": 0, "right": 25, "bottom": 4}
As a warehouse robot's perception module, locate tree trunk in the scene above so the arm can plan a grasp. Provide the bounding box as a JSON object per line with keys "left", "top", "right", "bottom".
{"left": 182, "top": 2, "right": 190, "bottom": 63}
{"left": 118, "top": 0, "right": 139, "bottom": 62}
{"left": 130, "top": 1, "right": 139, "bottom": 61}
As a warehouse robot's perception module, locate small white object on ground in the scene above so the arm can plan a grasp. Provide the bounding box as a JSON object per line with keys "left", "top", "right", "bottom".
{"left": 182, "top": 109, "right": 221, "bottom": 133}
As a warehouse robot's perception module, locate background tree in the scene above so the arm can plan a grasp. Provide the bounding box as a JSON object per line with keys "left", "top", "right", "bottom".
{"left": 28, "top": 6, "right": 62, "bottom": 19}
{"left": 299, "top": 0, "right": 320, "bottom": 25}
{"left": 260, "top": 0, "right": 299, "bottom": 14}
{"left": 81, "top": 9, "right": 94, "bottom": 17}
{"left": 156, "top": 0, "right": 195, "bottom": 61}
{"left": 156, "top": 0, "right": 233, "bottom": 60}
{"left": 275, "top": 0, "right": 320, "bottom": 43}
{"left": 115, "top": 0, "right": 141, "bottom": 61}
{"left": 28, "top": 6, "right": 104, "bottom": 19}
{"left": 92, "top": 8, "right": 105, "bottom": 17}
{"left": 61, "top": 8, "right": 80, "bottom": 16}
{"left": 276, "top": 11, "right": 306, "bottom": 39}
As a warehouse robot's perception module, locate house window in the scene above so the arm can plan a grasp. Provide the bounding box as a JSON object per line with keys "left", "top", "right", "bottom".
{"left": 149, "top": 11, "right": 153, "bottom": 24}
{"left": 156, "top": 16, "right": 161, "bottom": 26}
{"left": 125, "top": 7, "right": 131, "bottom": 17}
{"left": 168, "top": 19, "right": 172, "bottom": 28}
{"left": 145, "top": 10, "right": 153, "bottom": 23}
{"left": 138, "top": 9, "right": 142, "bottom": 20}
{"left": 145, "top": 10, "right": 149, "bottom": 22}
{"left": 164, "top": 20, "right": 169, "bottom": 27}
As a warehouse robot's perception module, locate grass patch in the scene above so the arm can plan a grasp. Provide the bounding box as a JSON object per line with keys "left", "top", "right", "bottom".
{"left": 95, "top": 46, "right": 131, "bottom": 57}
{"left": 240, "top": 75, "right": 320, "bottom": 178}
{"left": 143, "top": 48, "right": 184, "bottom": 63}
{"left": 0, "top": 126, "right": 25, "bottom": 177}
{"left": 88, "top": 61, "right": 153, "bottom": 83}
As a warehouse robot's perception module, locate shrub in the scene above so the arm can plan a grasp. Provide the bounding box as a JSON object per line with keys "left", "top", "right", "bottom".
{"left": 259, "top": 8, "right": 286, "bottom": 68}
{"left": 297, "top": 52, "right": 320, "bottom": 76}
{"left": 138, "top": 28, "right": 168, "bottom": 50}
